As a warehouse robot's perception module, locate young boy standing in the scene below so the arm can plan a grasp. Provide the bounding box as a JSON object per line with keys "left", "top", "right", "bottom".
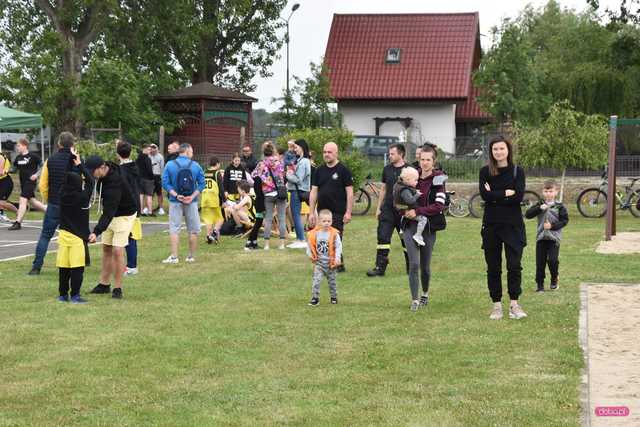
{"left": 306, "top": 209, "right": 342, "bottom": 306}
{"left": 525, "top": 180, "right": 569, "bottom": 292}
{"left": 201, "top": 157, "right": 225, "bottom": 244}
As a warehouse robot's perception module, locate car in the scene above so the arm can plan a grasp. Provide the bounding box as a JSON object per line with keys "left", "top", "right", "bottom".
{"left": 352, "top": 135, "right": 400, "bottom": 157}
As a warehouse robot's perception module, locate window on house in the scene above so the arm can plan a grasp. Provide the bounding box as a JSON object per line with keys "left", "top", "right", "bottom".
{"left": 386, "top": 48, "right": 401, "bottom": 64}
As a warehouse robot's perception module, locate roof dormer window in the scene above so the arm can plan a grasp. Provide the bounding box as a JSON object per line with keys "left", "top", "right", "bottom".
{"left": 386, "top": 48, "right": 401, "bottom": 64}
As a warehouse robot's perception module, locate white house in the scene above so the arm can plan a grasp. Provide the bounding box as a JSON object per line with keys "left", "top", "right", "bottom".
{"left": 324, "top": 13, "right": 492, "bottom": 154}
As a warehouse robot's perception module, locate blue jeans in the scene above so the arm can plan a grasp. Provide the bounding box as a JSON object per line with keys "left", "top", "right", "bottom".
{"left": 126, "top": 237, "right": 137, "bottom": 268}
{"left": 289, "top": 190, "right": 305, "bottom": 241}
{"left": 33, "top": 203, "right": 60, "bottom": 270}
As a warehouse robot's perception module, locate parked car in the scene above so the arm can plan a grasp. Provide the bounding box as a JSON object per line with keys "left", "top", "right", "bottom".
{"left": 352, "top": 135, "right": 400, "bottom": 157}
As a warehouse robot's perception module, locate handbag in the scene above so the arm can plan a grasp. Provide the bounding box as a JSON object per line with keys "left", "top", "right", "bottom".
{"left": 296, "top": 184, "right": 310, "bottom": 203}
{"left": 268, "top": 165, "right": 288, "bottom": 200}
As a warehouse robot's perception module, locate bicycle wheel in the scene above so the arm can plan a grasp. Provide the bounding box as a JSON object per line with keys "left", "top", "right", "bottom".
{"left": 577, "top": 188, "right": 607, "bottom": 218}
{"left": 521, "top": 190, "right": 542, "bottom": 213}
{"left": 468, "top": 193, "right": 484, "bottom": 218}
{"left": 448, "top": 197, "right": 470, "bottom": 218}
{"left": 352, "top": 188, "right": 371, "bottom": 216}
{"left": 629, "top": 190, "right": 640, "bottom": 218}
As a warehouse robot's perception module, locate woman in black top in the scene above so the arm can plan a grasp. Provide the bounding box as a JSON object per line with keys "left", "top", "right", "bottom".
{"left": 223, "top": 153, "right": 250, "bottom": 201}
{"left": 479, "top": 137, "right": 527, "bottom": 320}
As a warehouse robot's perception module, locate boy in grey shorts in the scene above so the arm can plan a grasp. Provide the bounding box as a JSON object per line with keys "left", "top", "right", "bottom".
{"left": 306, "top": 209, "right": 342, "bottom": 306}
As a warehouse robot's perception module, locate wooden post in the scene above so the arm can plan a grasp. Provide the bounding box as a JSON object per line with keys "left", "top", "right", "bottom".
{"left": 159, "top": 126, "right": 165, "bottom": 154}
{"left": 605, "top": 116, "right": 617, "bottom": 241}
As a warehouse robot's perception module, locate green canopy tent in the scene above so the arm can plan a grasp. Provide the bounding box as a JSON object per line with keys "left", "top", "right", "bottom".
{"left": 0, "top": 105, "right": 45, "bottom": 160}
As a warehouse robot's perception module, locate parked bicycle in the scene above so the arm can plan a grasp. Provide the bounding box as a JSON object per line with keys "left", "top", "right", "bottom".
{"left": 468, "top": 190, "right": 542, "bottom": 218}
{"left": 353, "top": 174, "right": 380, "bottom": 216}
{"left": 445, "top": 191, "right": 470, "bottom": 217}
{"left": 576, "top": 172, "right": 640, "bottom": 218}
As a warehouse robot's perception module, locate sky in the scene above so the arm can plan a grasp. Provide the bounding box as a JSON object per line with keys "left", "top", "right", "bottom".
{"left": 248, "top": 0, "right": 621, "bottom": 111}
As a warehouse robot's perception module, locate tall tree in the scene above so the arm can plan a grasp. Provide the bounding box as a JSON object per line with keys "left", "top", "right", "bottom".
{"left": 109, "top": 0, "right": 287, "bottom": 92}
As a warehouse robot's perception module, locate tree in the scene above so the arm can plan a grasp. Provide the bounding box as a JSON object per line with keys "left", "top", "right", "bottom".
{"left": 108, "top": 0, "right": 287, "bottom": 91}
{"left": 587, "top": 0, "right": 640, "bottom": 25}
{"left": 516, "top": 101, "right": 609, "bottom": 201}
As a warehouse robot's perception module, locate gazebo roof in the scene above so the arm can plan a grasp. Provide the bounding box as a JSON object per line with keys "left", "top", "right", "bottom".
{"left": 156, "top": 82, "right": 257, "bottom": 103}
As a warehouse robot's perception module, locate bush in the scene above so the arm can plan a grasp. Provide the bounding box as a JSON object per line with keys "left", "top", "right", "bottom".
{"left": 277, "top": 128, "right": 353, "bottom": 164}
{"left": 75, "top": 139, "right": 138, "bottom": 163}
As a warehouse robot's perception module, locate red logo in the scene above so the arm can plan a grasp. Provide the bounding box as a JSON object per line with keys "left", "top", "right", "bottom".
{"left": 595, "top": 406, "right": 630, "bottom": 417}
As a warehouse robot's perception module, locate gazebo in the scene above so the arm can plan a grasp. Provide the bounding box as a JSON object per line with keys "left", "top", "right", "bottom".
{"left": 0, "top": 105, "right": 45, "bottom": 160}
{"left": 156, "top": 82, "right": 257, "bottom": 163}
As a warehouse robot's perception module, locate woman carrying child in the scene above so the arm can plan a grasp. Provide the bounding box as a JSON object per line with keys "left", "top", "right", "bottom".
{"left": 400, "top": 146, "right": 446, "bottom": 312}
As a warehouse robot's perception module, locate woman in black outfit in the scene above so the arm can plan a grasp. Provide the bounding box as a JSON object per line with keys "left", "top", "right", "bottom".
{"left": 479, "top": 137, "right": 528, "bottom": 320}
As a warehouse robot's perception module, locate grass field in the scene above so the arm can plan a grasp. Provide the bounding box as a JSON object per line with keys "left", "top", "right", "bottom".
{"left": 1, "top": 210, "right": 639, "bottom": 426}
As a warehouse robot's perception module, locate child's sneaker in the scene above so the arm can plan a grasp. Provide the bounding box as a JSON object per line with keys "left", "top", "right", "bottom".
{"left": 419, "top": 294, "right": 429, "bottom": 307}
{"left": 70, "top": 295, "right": 88, "bottom": 304}
{"left": 57, "top": 295, "right": 69, "bottom": 303}
{"left": 124, "top": 267, "right": 138, "bottom": 276}
{"left": 162, "top": 255, "right": 179, "bottom": 264}
{"left": 410, "top": 300, "right": 420, "bottom": 311}
{"left": 206, "top": 233, "right": 214, "bottom": 244}
{"left": 550, "top": 280, "right": 559, "bottom": 290}
{"left": 112, "top": 288, "right": 123, "bottom": 299}
{"left": 157, "top": 208, "right": 165, "bottom": 215}
{"left": 308, "top": 297, "right": 319, "bottom": 306}
{"left": 535, "top": 285, "right": 544, "bottom": 293}
{"left": 331, "top": 297, "right": 338, "bottom": 304}
{"left": 412, "top": 234, "right": 425, "bottom": 246}
{"left": 185, "top": 256, "right": 195, "bottom": 263}
{"left": 244, "top": 241, "right": 259, "bottom": 251}
{"left": 509, "top": 304, "right": 527, "bottom": 319}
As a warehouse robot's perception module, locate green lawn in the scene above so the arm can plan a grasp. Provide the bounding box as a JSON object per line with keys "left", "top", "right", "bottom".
{"left": 1, "top": 211, "right": 639, "bottom": 426}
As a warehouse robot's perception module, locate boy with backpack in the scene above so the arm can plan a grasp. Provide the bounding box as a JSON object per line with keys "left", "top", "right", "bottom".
{"left": 201, "top": 156, "right": 225, "bottom": 244}
{"left": 161, "top": 143, "right": 205, "bottom": 264}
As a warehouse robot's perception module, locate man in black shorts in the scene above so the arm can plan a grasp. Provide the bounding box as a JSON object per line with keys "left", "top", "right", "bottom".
{"left": 309, "top": 142, "right": 353, "bottom": 272}
{"left": 366, "top": 143, "right": 410, "bottom": 277}
{"left": 8, "top": 138, "right": 47, "bottom": 230}
{"left": 0, "top": 151, "right": 18, "bottom": 222}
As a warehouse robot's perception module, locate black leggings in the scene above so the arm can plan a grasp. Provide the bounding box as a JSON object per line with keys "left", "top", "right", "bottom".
{"left": 536, "top": 240, "right": 560, "bottom": 285}
{"left": 247, "top": 214, "right": 264, "bottom": 243}
{"left": 482, "top": 227, "right": 523, "bottom": 302}
{"left": 59, "top": 267, "right": 84, "bottom": 297}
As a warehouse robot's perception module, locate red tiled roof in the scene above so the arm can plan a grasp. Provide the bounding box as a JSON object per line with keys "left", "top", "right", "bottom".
{"left": 324, "top": 13, "right": 480, "bottom": 100}
{"left": 456, "top": 83, "right": 493, "bottom": 121}
{"left": 156, "top": 82, "right": 257, "bottom": 102}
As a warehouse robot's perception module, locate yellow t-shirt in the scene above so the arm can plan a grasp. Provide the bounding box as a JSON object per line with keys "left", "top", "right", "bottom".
{"left": 0, "top": 155, "right": 10, "bottom": 180}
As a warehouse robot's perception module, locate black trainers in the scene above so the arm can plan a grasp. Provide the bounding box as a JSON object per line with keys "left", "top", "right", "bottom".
{"left": 366, "top": 266, "right": 385, "bottom": 277}
{"left": 419, "top": 295, "right": 429, "bottom": 307}
{"left": 536, "top": 284, "right": 545, "bottom": 293}
{"left": 90, "top": 283, "right": 111, "bottom": 294}
{"left": 550, "top": 281, "right": 559, "bottom": 290}
{"left": 308, "top": 297, "right": 319, "bottom": 306}
{"left": 331, "top": 297, "right": 338, "bottom": 304}
{"left": 206, "top": 233, "right": 214, "bottom": 244}
{"left": 70, "top": 295, "right": 88, "bottom": 304}
{"left": 28, "top": 267, "right": 40, "bottom": 276}
{"left": 112, "top": 288, "right": 123, "bottom": 299}
{"left": 244, "top": 241, "right": 259, "bottom": 251}
{"left": 7, "top": 221, "right": 21, "bottom": 231}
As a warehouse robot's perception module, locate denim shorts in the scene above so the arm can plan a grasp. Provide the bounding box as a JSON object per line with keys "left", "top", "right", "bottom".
{"left": 169, "top": 202, "right": 201, "bottom": 234}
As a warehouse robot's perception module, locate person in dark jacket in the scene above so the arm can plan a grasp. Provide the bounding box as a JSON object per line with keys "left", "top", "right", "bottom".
{"left": 240, "top": 144, "right": 258, "bottom": 173}
{"left": 223, "top": 153, "right": 250, "bottom": 200}
{"left": 117, "top": 141, "right": 143, "bottom": 276}
{"left": 30, "top": 132, "right": 77, "bottom": 275}
{"left": 479, "top": 137, "right": 528, "bottom": 321}
{"left": 56, "top": 155, "right": 94, "bottom": 303}
{"left": 136, "top": 144, "right": 155, "bottom": 216}
{"left": 84, "top": 155, "right": 138, "bottom": 299}
{"left": 401, "top": 146, "right": 447, "bottom": 311}
{"left": 525, "top": 179, "right": 569, "bottom": 292}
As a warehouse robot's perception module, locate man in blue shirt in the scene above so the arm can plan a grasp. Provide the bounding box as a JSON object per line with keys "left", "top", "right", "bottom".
{"left": 161, "top": 143, "right": 205, "bottom": 264}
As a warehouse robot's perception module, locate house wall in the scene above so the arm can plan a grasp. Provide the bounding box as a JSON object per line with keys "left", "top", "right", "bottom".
{"left": 338, "top": 101, "right": 457, "bottom": 153}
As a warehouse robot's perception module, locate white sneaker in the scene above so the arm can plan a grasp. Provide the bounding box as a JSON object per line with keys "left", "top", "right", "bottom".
{"left": 278, "top": 242, "right": 286, "bottom": 250}
{"left": 412, "top": 235, "right": 425, "bottom": 246}
{"left": 162, "top": 255, "right": 179, "bottom": 264}
{"left": 509, "top": 304, "right": 528, "bottom": 319}
{"left": 286, "top": 240, "right": 307, "bottom": 249}
{"left": 142, "top": 208, "right": 150, "bottom": 215}
{"left": 157, "top": 208, "right": 165, "bottom": 215}
{"left": 124, "top": 267, "right": 138, "bottom": 276}
{"left": 0, "top": 213, "right": 11, "bottom": 223}
{"left": 489, "top": 305, "right": 503, "bottom": 320}
{"left": 263, "top": 243, "right": 270, "bottom": 251}
{"left": 185, "top": 256, "right": 195, "bottom": 263}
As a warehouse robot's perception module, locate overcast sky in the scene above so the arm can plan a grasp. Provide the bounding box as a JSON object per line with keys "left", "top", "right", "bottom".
{"left": 248, "top": 0, "right": 621, "bottom": 111}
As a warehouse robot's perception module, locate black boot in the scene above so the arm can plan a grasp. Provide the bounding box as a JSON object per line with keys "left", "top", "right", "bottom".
{"left": 366, "top": 252, "right": 389, "bottom": 277}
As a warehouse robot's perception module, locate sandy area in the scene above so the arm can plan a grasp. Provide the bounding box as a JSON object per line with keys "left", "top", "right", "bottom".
{"left": 596, "top": 232, "right": 640, "bottom": 255}
{"left": 584, "top": 283, "right": 640, "bottom": 426}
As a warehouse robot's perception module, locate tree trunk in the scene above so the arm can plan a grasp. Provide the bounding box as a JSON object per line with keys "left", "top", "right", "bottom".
{"left": 560, "top": 167, "right": 567, "bottom": 202}
{"left": 60, "top": 44, "right": 84, "bottom": 133}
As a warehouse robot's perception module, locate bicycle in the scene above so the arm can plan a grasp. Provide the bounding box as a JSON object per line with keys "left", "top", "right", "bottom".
{"left": 468, "top": 190, "right": 542, "bottom": 218}
{"left": 353, "top": 174, "right": 381, "bottom": 216}
{"left": 576, "top": 172, "right": 640, "bottom": 218}
{"left": 445, "top": 191, "right": 470, "bottom": 217}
